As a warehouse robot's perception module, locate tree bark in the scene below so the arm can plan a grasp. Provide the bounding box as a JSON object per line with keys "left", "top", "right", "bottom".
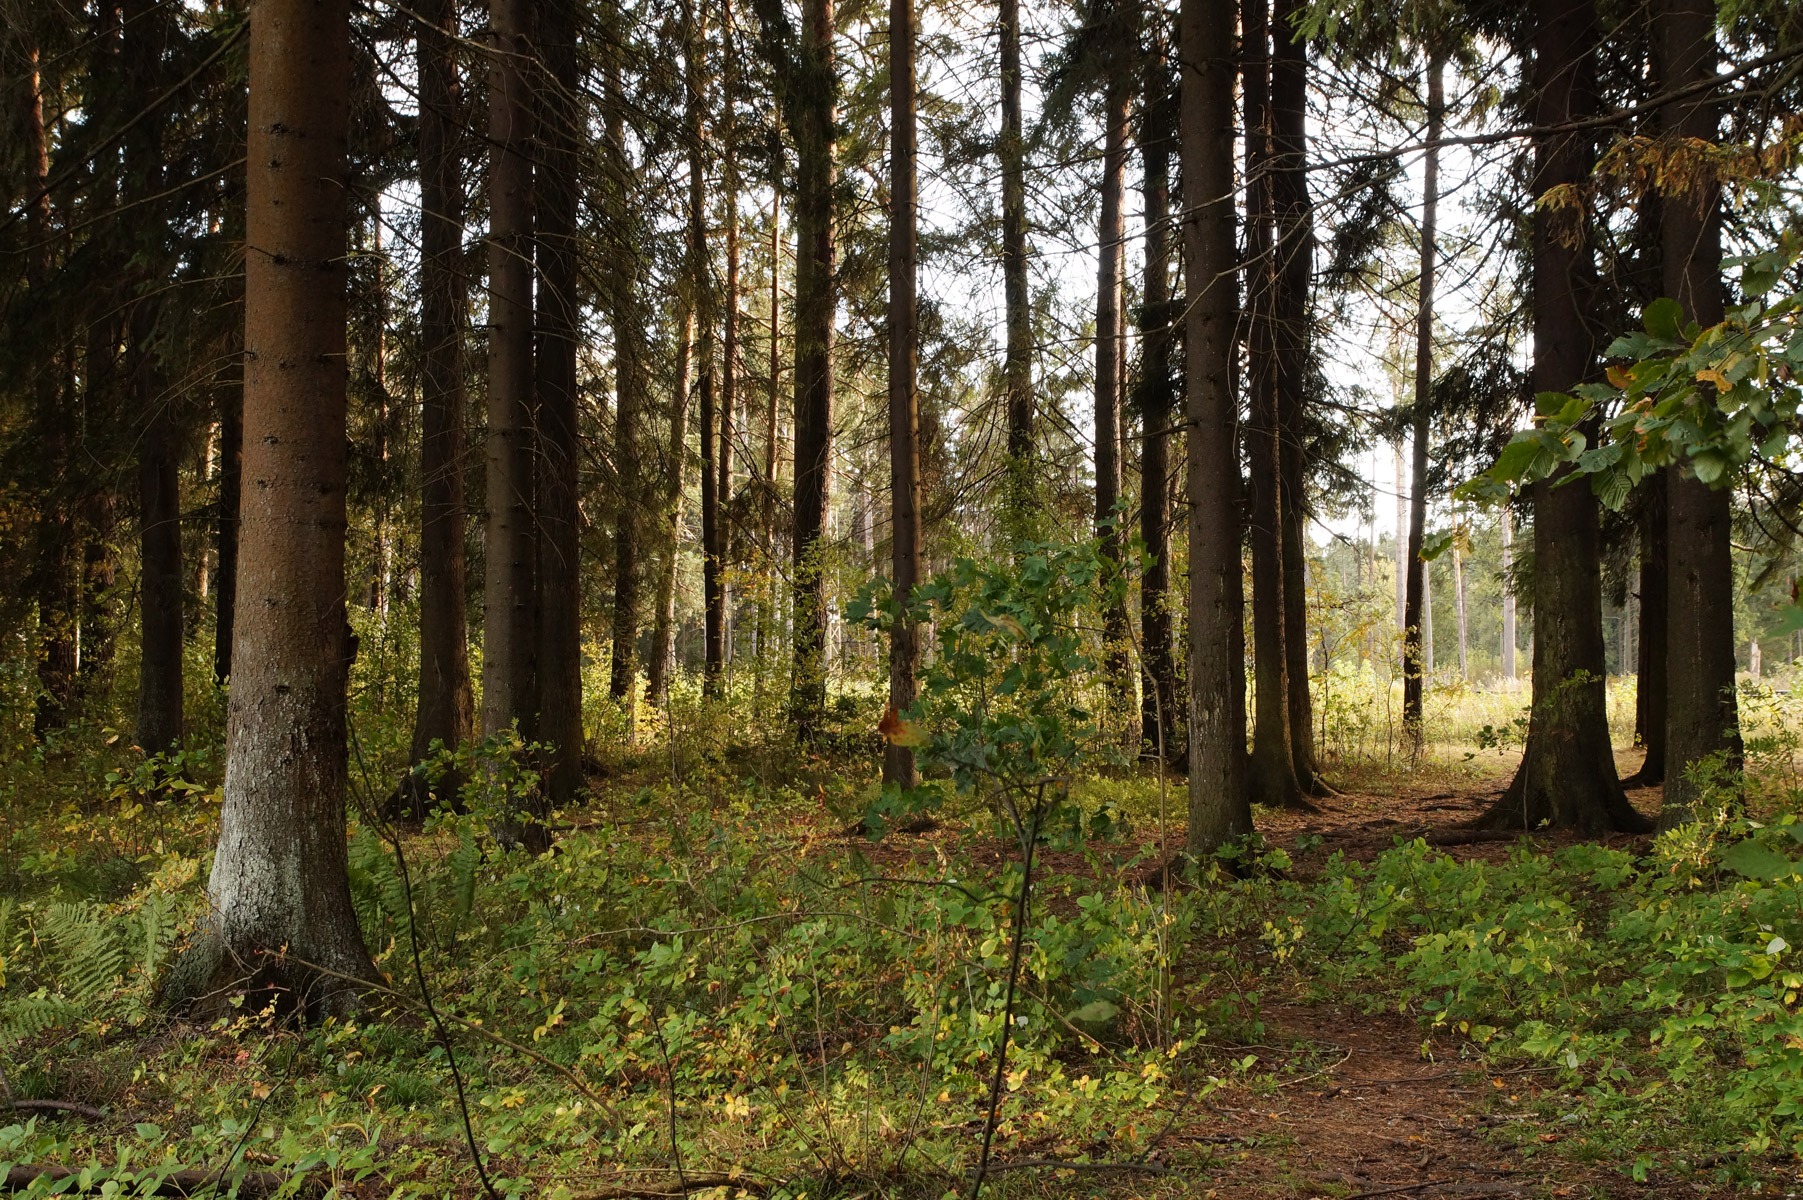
{"left": 718, "top": 11, "right": 740, "bottom": 680}
{"left": 409, "top": 0, "right": 474, "bottom": 801}
{"left": 1402, "top": 55, "right": 1442, "bottom": 735}
{"left": 883, "top": 0, "right": 923, "bottom": 787}
{"left": 1628, "top": 473, "right": 1667, "bottom": 783}
{"left": 1271, "top": 0, "right": 1323, "bottom": 791}
{"left": 166, "top": 0, "right": 377, "bottom": 1018}
{"left": 1478, "top": 0, "right": 1648, "bottom": 834}
{"left": 788, "top": 0, "right": 835, "bottom": 738}
{"left": 1243, "top": 0, "right": 1303, "bottom": 809}
{"left": 483, "top": 0, "right": 540, "bottom": 749}
{"left": 537, "top": 0, "right": 584, "bottom": 806}
{"left": 1096, "top": 72, "right": 1132, "bottom": 741}
{"left": 214, "top": 377, "right": 242, "bottom": 688}
{"left": 137, "top": 396, "right": 184, "bottom": 755}
{"left": 687, "top": 0, "right": 722, "bottom": 699}
{"left": 1000, "top": 0, "right": 1033, "bottom": 518}
{"left": 1137, "top": 57, "right": 1180, "bottom": 768}
{"left": 1183, "top": 0, "right": 1251, "bottom": 854}
{"left": 1657, "top": 0, "right": 1738, "bottom": 824}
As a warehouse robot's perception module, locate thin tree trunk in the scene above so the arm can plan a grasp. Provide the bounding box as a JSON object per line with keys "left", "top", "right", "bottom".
{"left": 1393, "top": 442, "right": 1407, "bottom": 648}
{"left": 1479, "top": 0, "right": 1647, "bottom": 834}
{"left": 605, "top": 48, "right": 644, "bottom": 715}
{"left": 1244, "top": 0, "right": 1303, "bottom": 808}
{"left": 1402, "top": 55, "right": 1442, "bottom": 734}
{"left": 1500, "top": 508, "right": 1516, "bottom": 679}
{"left": 1272, "top": 0, "right": 1323, "bottom": 790}
{"left": 757, "top": 178, "right": 782, "bottom": 675}
{"left": 1095, "top": 73, "right": 1131, "bottom": 741}
{"left": 652, "top": 308, "right": 696, "bottom": 707}
{"left": 1454, "top": 531, "right": 1468, "bottom": 678}
{"left": 715, "top": 0, "right": 742, "bottom": 683}
{"left": 26, "top": 45, "right": 77, "bottom": 737}
{"left": 409, "top": 0, "right": 473, "bottom": 803}
{"left": 483, "top": 0, "right": 540, "bottom": 748}
{"left": 688, "top": 0, "right": 722, "bottom": 698}
{"left": 1182, "top": 0, "right": 1251, "bottom": 854}
{"left": 167, "top": 0, "right": 377, "bottom": 1017}
{"left": 1657, "top": 0, "right": 1738, "bottom": 824}
{"left": 1629, "top": 474, "right": 1666, "bottom": 781}
{"left": 788, "top": 0, "right": 835, "bottom": 738}
{"left": 884, "top": 0, "right": 922, "bottom": 787}
{"left": 214, "top": 382, "right": 241, "bottom": 687}
{"left": 1137, "top": 52, "right": 1180, "bottom": 767}
{"left": 537, "top": 0, "right": 584, "bottom": 807}
{"left": 1000, "top": 0, "right": 1033, "bottom": 513}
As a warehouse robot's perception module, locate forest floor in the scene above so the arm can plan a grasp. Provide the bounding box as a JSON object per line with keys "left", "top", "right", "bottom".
{"left": 5, "top": 737, "right": 1798, "bottom": 1199}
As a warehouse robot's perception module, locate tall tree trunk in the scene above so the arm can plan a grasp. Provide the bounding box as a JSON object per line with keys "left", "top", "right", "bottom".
{"left": 215, "top": 379, "right": 242, "bottom": 687}
{"left": 1243, "top": 0, "right": 1303, "bottom": 809}
{"left": 689, "top": 0, "right": 722, "bottom": 698}
{"left": 757, "top": 178, "right": 782, "bottom": 674}
{"left": 1500, "top": 507, "right": 1517, "bottom": 679}
{"left": 1183, "top": 0, "right": 1250, "bottom": 854}
{"left": 653, "top": 308, "right": 696, "bottom": 707}
{"left": 1272, "top": 0, "right": 1323, "bottom": 791}
{"left": 1479, "top": 0, "right": 1648, "bottom": 834}
{"left": 1657, "top": 0, "right": 1738, "bottom": 824}
{"left": 1454, "top": 528, "right": 1468, "bottom": 677}
{"left": 1402, "top": 55, "right": 1442, "bottom": 735}
{"left": 788, "top": 0, "right": 836, "bottom": 738}
{"left": 1393, "top": 441, "right": 1407, "bottom": 647}
{"left": 483, "top": 0, "right": 540, "bottom": 746}
{"left": 718, "top": 6, "right": 741, "bottom": 677}
{"left": 1000, "top": 0, "right": 1033, "bottom": 514}
{"left": 1629, "top": 474, "right": 1666, "bottom": 781}
{"left": 409, "top": 0, "right": 473, "bottom": 801}
{"left": 605, "top": 50, "right": 644, "bottom": 715}
{"left": 884, "top": 0, "right": 923, "bottom": 787}
{"left": 537, "top": 0, "right": 584, "bottom": 806}
{"left": 1096, "top": 73, "right": 1131, "bottom": 741}
{"left": 126, "top": 0, "right": 182, "bottom": 757}
{"left": 1137, "top": 59, "right": 1180, "bottom": 767}
{"left": 167, "top": 0, "right": 377, "bottom": 1017}
{"left": 26, "top": 45, "right": 77, "bottom": 737}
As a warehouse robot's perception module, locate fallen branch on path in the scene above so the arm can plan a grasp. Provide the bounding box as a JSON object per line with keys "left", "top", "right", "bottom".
{"left": 967, "top": 1158, "right": 1171, "bottom": 1179}
{"left": 569, "top": 1172, "right": 770, "bottom": 1199}
{"left": 1428, "top": 830, "right": 1523, "bottom": 847}
{"left": 1340, "top": 1180, "right": 1453, "bottom": 1200}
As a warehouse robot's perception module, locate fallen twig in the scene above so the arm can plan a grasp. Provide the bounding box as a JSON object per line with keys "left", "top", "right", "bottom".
{"left": 966, "top": 1158, "right": 1171, "bottom": 1178}
{"left": 569, "top": 1172, "right": 770, "bottom": 1199}
{"left": 5, "top": 1100, "right": 106, "bottom": 1121}
{"left": 1341, "top": 1180, "right": 1454, "bottom": 1200}
{"left": 2, "top": 1165, "right": 309, "bottom": 1196}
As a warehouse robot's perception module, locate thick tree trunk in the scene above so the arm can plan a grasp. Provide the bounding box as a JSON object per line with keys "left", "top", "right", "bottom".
{"left": 1629, "top": 473, "right": 1667, "bottom": 783}
{"left": 408, "top": 0, "right": 473, "bottom": 802}
{"left": 1479, "top": 0, "right": 1648, "bottom": 834}
{"left": 884, "top": 0, "right": 923, "bottom": 787}
{"left": 1243, "top": 0, "right": 1304, "bottom": 809}
{"left": 483, "top": 0, "right": 540, "bottom": 746}
{"left": 1000, "top": 0, "right": 1033, "bottom": 521}
{"left": 537, "top": 0, "right": 584, "bottom": 806}
{"left": 1183, "top": 0, "right": 1251, "bottom": 854}
{"left": 1272, "top": 0, "right": 1324, "bottom": 791}
{"left": 1096, "top": 74, "right": 1131, "bottom": 740}
{"left": 1657, "top": 0, "right": 1738, "bottom": 824}
{"left": 788, "top": 0, "right": 836, "bottom": 738}
{"left": 166, "top": 0, "right": 377, "bottom": 1018}
{"left": 1402, "top": 56, "right": 1442, "bottom": 735}
{"left": 1137, "top": 64, "right": 1180, "bottom": 768}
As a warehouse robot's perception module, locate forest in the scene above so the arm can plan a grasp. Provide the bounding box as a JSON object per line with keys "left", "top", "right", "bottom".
{"left": 3, "top": 0, "right": 1803, "bottom": 1193}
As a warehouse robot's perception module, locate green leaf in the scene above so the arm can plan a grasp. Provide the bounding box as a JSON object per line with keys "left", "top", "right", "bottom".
{"left": 1644, "top": 297, "right": 1684, "bottom": 342}
{"left": 1492, "top": 436, "right": 1543, "bottom": 482}
{"left": 1721, "top": 838, "right": 1799, "bottom": 881}
{"left": 1595, "top": 469, "right": 1632, "bottom": 512}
